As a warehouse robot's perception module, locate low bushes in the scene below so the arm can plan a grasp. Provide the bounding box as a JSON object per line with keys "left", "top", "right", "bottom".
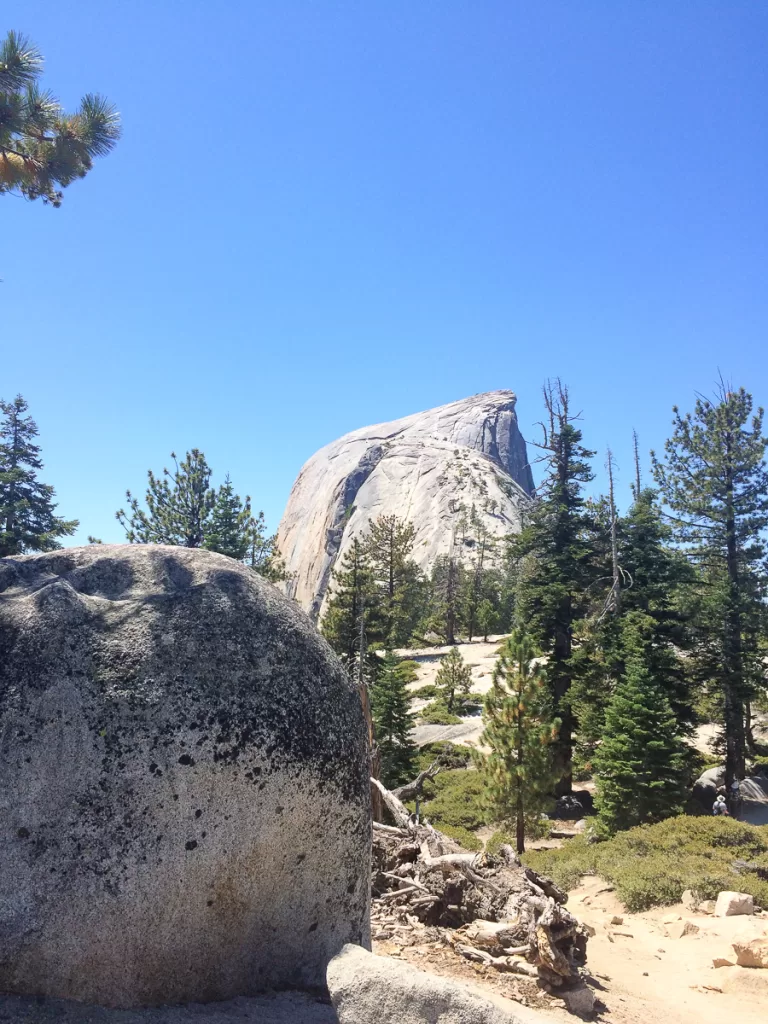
{"left": 524, "top": 816, "right": 768, "bottom": 912}
{"left": 419, "top": 701, "right": 463, "bottom": 725}
{"left": 409, "top": 683, "right": 437, "bottom": 700}
{"left": 407, "top": 767, "right": 486, "bottom": 832}
{"left": 415, "top": 741, "right": 472, "bottom": 772}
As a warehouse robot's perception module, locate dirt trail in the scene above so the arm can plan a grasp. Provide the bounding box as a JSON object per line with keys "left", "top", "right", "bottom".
{"left": 376, "top": 874, "right": 768, "bottom": 1023}
{"left": 566, "top": 875, "right": 768, "bottom": 1023}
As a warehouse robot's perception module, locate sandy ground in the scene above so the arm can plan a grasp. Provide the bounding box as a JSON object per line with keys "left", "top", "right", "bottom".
{"left": 375, "top": 873, "right": 768, "bottom": 1023}
{"left": 565, "top": 875, "right": 768, "bottom": 1023}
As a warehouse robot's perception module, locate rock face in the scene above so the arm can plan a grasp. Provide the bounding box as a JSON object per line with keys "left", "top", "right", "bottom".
{"left": 278, "top": 391, "right": 534, "bottom": 618}
{"left": 326, "top": 944, "right": 535, "bottom": 1024}
{"left": 0, "top": 546, "right": 370, "bottom": 1008}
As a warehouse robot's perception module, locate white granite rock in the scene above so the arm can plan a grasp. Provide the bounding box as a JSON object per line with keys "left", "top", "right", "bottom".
{"left": 277, "top": 391, "right": 533, "bottom": 618}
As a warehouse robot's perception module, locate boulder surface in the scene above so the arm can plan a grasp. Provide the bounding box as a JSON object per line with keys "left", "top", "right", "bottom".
{"left": 0, "top": 545, "right": 370, "bottom": 1008}
{"left": 326, "top": 944, "right": 540, "bottom": 1024}
{"left": 277, "top": 391, "right": 533, "bottom": 618}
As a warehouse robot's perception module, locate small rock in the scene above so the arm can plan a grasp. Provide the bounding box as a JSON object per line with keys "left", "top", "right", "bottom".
{"left": 732, "top": 938, "right": 768, "bottom": 969}
{"left": 665, "top": 920, "right": 700, "bottom": 940}
{"left": 562, "top": 984, "right": 596, "bottom": 1017}
{"left": 610, "top": 915, "right": 624, "bottom": 925}
{"left": 713, "top": 958, "right": 736, "bottom": 969}
{"left": 699, "top": 900, "right": 716, "bottom": 915}
{"left": 715, "top": 891, "right": 754, "bottom": 917}
{"left": 610, "top": 927, "right": 634, "bottom": 938}
{"left": 681, "top": 889, "right": 698, "bottom": 911}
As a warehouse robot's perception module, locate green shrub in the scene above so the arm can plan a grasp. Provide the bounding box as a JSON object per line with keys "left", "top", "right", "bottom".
{"left": 410, "top": 683, "right": 437, "bottom": 700}
{"left": 396, "top": 660, "right": 420, "bottom": 685}
{"left": 524, "top": 816, "right": 768, "bottom": 912}
{"left": 419, "top": 701, "right": 463, "bottom": 725}
{"left": 438, "top": 823, "right": 483, "bottom": 851}
{"left": 408, "top": 767, "right": 486, "bottom": 832}
{"left": 415, "top": 741, "right": 472, "bottom": 772}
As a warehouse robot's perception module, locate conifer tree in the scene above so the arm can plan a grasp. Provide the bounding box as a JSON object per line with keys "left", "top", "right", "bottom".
{"left": 430, "top": 549, "right": 464, "bottom": 644}
{"left": 369, "top": 650, "right": 415, "bottom": 786}
{"left": 594, "top": 620, "right": 687, "bottom": 833}
{"left": 477, "top": 599, "right": 498, "bottom": 641}
{"left": 475, "top": 631, "right": 560, "bottom": 853}
{"left": 652, "top": 384, "right": 768, "bottom": 786}
{"left": 0, "top": 31, "right": 121, "bottom": 207}
{"left": 435, "top": 646, "right": 473, "bottom": 712}
{"left": 511, "top": 380, "right": 598, "bottom": 793}
{"left": 117, "top": 450, "right": 216, "bottom": 547}
{"left": 203, "top": 475, "right": 252, "bottom": 561}
{"left": 364, "top": 514, "right": 423, "bottom": 646}
{"left": 0, "top": 394, "right": 78, "bottom": 555}
{"left": 461, "top": 507, "right": 496, "bottom": 640}
{"left": 321, "top": 538, "right": 382, "bottom": 671}
{"left": 244, "top": 511, "right": 287, "bottom": 583}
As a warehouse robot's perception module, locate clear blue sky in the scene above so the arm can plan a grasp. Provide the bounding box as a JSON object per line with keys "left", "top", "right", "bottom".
{"left": 4, "top": 1, "right": 766, "bottom": 544}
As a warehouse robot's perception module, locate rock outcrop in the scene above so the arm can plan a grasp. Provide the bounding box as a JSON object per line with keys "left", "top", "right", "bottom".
{"left": 327, "top": 944, "right": 538, "bottom": 1024}
{"left": 0, "top": 546, "right": 370, "bottom": 1008}
{"left": 277, "top": 391, "right": 534, "bottom": 618}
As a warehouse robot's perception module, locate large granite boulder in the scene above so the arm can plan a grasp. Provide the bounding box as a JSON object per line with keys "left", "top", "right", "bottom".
{"left": 277, "top": 391, "right": 534, "bottom": 619}
{"left": 0, "top": 546, "right": 370, "bottom": 1008}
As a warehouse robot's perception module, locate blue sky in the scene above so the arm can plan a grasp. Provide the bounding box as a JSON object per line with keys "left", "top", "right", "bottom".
{"left": 4, "top": 2, "right": 766, "bottom": 544}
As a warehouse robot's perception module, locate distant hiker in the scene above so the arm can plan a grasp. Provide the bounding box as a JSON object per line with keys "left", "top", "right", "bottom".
{"left": 712, "top": 794, "right": 729, "bottom": 816}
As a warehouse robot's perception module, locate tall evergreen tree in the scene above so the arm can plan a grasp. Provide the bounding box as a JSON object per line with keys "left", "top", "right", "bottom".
{"left": 460, "top": 506, "right": 496, "bottom": 641}
{"left": 321, "top": 538, "right": 382, "bottom": 671}
{"left": 0, "top": 394, "right": 78, "bottom": 555}
{"left": 364, "top": 514, "right": 423, "bottom": 646}
{"left": 203, "top": 475, "right": 252, "bottom": 561}
{"left": 511, "top": 380, "right": 597, "bottom": 793}
{"left": 430, "top": 549, "right": 464, "bottom": 645}
{"left": 1, "top": 31, "right": 120, "bottom": 207}
{"left": 594, "top": 620, "right": 688, "bottom": 834}
{"left": 369, "top": 650, "right": 415, "bottom": 786}
{"left": 244, "top": 510, "right": 287, "bottom": 583}
{"left": 476, "top": 599, "right": 498, "bottom": 641}
{"left": 652, "top": 385, "right": 768, "bottom": 786}
{"left": 117, "top": 450, "right": 216, "bottom": 547}
{"left": 435, "top": 646, "right": 473, "bottom": 712}
{"left": 475, "top": 631, "right": 560, "bottom": 853}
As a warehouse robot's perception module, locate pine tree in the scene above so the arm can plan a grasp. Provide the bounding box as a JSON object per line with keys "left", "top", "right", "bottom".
{"left": 430, "top": 549, "right": 464, "bottom": 644}
{"left": 369, "top": 650, "right": 415, "bottom": 786}
{"left": 117, "top": 450, "right": 216, "bottom": 547}
{"left": 0, "top": 394, "right": 78, "bottom": 555}
{"left": 435, "top": 646, "right": 473, "bottom": 712}
{"left": 460, "top": 507, "right": 496, "bottom": 641}
{"left": 474, "top": 631, "right": 560, "bottom": 853}
{"left": 511, "top": 380, "right": 598, "bottom": 793}
{"left": 615, "top": 483, "right": 694, "bottom": 726}
{"left": 0, "top": 31, "right": 120, "bottom": 207}
{"left": 652, "top": 384, "right": 768, "bottom": 786}
{"left": 364, "top": 514, "right": 423, "bottom": 646}
{"left": 244, "top": 510, "right": 287, "bottom": 583}
{"left": 321, "top": 538, "right": 382, "bottom": 671}
{"left": 477, "top": 599, "right": 498, "bottom": 641}
{"left": 594, "top": 620, "right": 688, "bottom": 834}
{"left": 203, "top": 475, "right": 252, "bottom": 561}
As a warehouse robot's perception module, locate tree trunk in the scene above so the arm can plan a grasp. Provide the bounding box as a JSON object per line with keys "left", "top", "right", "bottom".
{"left": 723, "top": 440, "right": 746, "bottom": 786}
{"left": 516, "top": 781, "right": 525, "bottom": 855}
